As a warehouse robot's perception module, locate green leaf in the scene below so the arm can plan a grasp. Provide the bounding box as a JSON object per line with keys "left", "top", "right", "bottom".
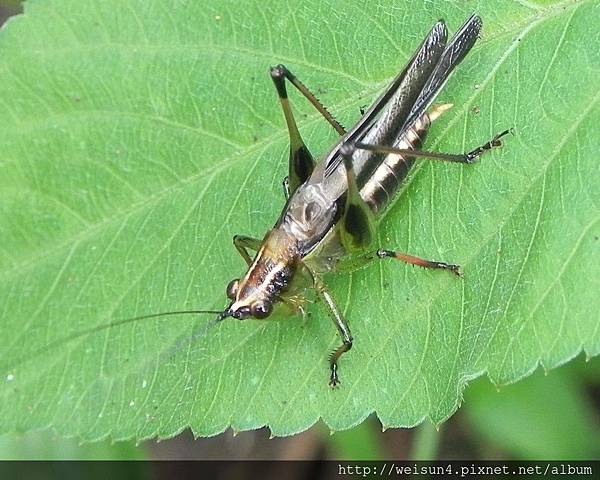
{"left": 464, "top": 357, "right": 600, "bottom": 459}
{"left": 0, "top": 0, "right": 598, "bottom": 440}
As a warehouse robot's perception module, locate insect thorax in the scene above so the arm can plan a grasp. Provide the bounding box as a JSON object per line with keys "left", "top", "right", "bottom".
{"left": 280, "top": 183, "right": 338, "bottom": 255}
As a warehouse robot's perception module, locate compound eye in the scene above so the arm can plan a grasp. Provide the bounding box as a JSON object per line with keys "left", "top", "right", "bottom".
{"left": 251, "top": 301, "right": 272, "bottom": 319}
{"left": 226, "top": 279, "right": 239, "bottom": 300}
{"left": 233, "top": 306, "right": 251, "bottom": 320}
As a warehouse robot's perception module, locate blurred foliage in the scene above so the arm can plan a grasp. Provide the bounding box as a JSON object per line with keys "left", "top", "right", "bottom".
{"left": 0, "top": 0, "right": 22, "bottom": 9}
{"left": 464, "top": 355, "right": 600, "bottom": 459}
{"left": 327, "top": 421, "right": 384, "bottom": 460}
{"left": 0, "top": 429, "right": 146, "bottom": 460}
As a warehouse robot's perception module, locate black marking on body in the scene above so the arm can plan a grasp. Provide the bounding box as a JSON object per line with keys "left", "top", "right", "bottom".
{"left": 270, "top": 265, "right": 294, "bottom": 295}
{"left": 292, "top": 145, "right": 315, "bottom": 184}
{"left": 344, "top": 204, "right": 373, "bottom": 248}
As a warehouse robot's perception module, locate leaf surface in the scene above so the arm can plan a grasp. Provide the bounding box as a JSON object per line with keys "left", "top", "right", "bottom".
{"left": 0, "top": 0, "right": 598, "bottom": 439}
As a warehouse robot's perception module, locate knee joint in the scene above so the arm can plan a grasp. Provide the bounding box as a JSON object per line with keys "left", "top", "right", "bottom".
{"left": 339, "top": 141, "right": 356, "bottom": 158}
{"left": 269, "top": 64, "right": 287, "bottom": 79}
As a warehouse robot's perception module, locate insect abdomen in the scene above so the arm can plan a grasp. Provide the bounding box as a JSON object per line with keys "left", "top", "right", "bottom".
{"left": 360, "top": 113, "right": 430, "bottom": 216}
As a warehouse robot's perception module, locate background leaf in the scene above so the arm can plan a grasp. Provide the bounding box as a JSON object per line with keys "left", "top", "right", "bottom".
{"left": 464, "top": 358, "right": 600, "bottom": 459}
{"left": 0, "top": 0, "right": 598, "bottom": 441}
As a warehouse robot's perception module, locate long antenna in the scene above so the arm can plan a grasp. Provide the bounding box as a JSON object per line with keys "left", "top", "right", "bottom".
{"left": 58, "top": 309, "right": 224, "bottom": 343}
{"left": 2, "top": 309, "right": 224, "bottom": 372}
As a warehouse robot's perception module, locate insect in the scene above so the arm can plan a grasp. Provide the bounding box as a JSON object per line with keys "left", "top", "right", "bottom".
{"left": 217, "top": 13, "right": 510, "bottom": 386}
{"left": 22, "top": 14, "right": 510, "bottom": 387}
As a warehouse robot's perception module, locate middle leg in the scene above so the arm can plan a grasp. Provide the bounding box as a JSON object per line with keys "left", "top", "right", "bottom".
{"left": 312, "top": 274, "right": 353, "bottom": 388}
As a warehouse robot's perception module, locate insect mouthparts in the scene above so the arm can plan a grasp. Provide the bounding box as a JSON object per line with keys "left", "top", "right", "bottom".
{"left": 220, "top": 305, "right": 251, "bottom": 320}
